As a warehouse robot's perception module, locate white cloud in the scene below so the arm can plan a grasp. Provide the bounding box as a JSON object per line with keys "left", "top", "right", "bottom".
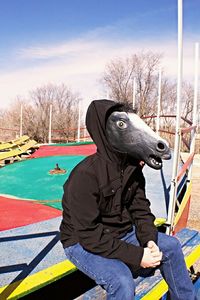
{"left": 18, "top": 38, "right": 102, "bottom": 60}
{"left": 0, "top": 32, "right": 198, "bottom": 111}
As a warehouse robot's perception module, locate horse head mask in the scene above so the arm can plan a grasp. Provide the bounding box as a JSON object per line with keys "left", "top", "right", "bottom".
{"left": 86, "top": 100, "right": 171, "bottom": 170}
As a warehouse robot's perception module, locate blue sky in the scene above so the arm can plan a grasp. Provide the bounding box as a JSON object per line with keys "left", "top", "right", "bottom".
{"left": 0, "top": 0, "right": 199, "bottom": 109}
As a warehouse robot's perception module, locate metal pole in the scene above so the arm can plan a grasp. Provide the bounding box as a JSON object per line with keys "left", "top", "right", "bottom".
{"left": 132, "top": 77, "right": 137, "bottom": 108}
{"left": 156, "top": 69, "right": 162, "bottom": 134}
{"left": 48, "top": 104, "right": 52, "bottom": 144}
{"left": 19, "top": 104, "right": 23, "bottom": 137}
{"left": 77, "top": 101, "right": 81, "bottom": 143}
{"left": 83, "top": 106, "right": 87, "bottom": 142}
{"left": 166, "top": 0, "right": 183, "bottom": 234}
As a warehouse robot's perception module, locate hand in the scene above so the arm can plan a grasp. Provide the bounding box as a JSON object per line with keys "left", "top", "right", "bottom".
{"left": 140, "top": 241, "right": 162, "bottom": 269}
{"left": 147, "top": 241, "right": 161, "bottom": 257}
{"left": 147, "top": 241, "right": 163, "bottom": 266}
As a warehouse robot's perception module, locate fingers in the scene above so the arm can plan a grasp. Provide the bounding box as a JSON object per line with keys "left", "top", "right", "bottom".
{"left": 140, "top": 248, "right": 163, "bottom": 269}
{"left": 151, "top": 256, "right": 162, "bottom": 265}
{"left": 147, "top": 241, "right": 155, "bottom": 249}
{"left": 152, "top": 251, "right": 162, "bottom": 259}
{"left": 147, "top": 241, "right": 159, "bottom": 252}
{"left": 152, "top": 256, "right": 162, "bottom": 265}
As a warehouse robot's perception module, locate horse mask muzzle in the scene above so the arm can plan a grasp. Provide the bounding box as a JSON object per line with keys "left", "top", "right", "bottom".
{"left": 106, "top": 111, "right": 171, "bottom": 170}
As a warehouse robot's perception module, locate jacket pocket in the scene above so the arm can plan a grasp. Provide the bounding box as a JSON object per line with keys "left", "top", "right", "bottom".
{"left": 99, "top": 178, "right": 121, "bottom": 215}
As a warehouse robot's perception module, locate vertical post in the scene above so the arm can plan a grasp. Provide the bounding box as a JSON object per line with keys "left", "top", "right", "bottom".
{"left": 83, "top": 105, "right": 87, "bottom": 142}
{"left": 166, "top": 0, "right": 183, "bottom": 234}
{"left": 77, "top": 100, "right": 81, "bottom": 143}
{"left": 19, "top": 104, "right": 23, "bottom": 137}
{"left": 156, "top": 69, "right": 162, "bottom": 134}
{"left": 132, "top": 77, "right": 137, "bottom": 108}
{"left": 48, "top": 104, "right": 52, "bottom": 144}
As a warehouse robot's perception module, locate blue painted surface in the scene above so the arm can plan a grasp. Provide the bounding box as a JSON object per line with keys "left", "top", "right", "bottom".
{"left": 0, "top": 217, "right": 65, "bottom": 287}
{"left": 143, "top": 153, "right": 173, "bottom": 219}
{"left": 194, "top": 278, "right": 200, "bottom": 299}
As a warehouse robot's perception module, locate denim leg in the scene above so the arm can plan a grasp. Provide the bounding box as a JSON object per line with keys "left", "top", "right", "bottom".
{"left": 64, "top": 243, "right": 135, "bottom": 300}
{"left": 122, "top": 228, "right": 197, "bottom": 299}
{"left": 157, "top": 232, "right": 197, "bottom": 300}
{"left": 64, "top": 229, "right": 197, "bottom": 300}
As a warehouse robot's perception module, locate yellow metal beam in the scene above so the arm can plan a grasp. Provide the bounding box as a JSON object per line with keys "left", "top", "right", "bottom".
{"left": 0, "top": 260, "right": 76, "bottom": 300}
{"left": 174, "top": 181, "right": 192, "bottom": 226}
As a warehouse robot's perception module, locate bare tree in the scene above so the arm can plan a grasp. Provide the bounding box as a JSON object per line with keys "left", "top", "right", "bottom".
{"left": 102, "top": 52, "right": 198, "bottom": 151}
{"left": 102, "top": 51, "right": 162, "bottom": 116}
{"left": 29, "top": 83, "right": 80, "bottom": 142}
{"left": 3, "top": 84, "right": 80, "bottom": 143}
{"left": 103, "top": 57, "right": 135, "bottom": 103}
{"left": 181, "top": 82, "right": 194, "bottom": 123}
{"left": 1, "top": 98, "right": 23, "bottom": 140}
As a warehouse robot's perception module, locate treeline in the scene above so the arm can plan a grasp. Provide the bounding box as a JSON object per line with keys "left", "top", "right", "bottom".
{"left": 0, "top": 84, "right": 80, "bottom": 143}
{"left": 0, "top": 51, "right": 198, "bottom": 144}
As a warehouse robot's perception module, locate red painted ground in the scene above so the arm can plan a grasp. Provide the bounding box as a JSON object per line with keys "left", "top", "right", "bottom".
{"left": 31, "top": 144, "right": 96, "bottom": 158}
{"left": 0, "top": 196, "right": 62, "bottom": 231}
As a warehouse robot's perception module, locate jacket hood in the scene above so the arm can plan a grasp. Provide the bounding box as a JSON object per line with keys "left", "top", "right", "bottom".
{"left": 86, "top": 99, "right": 124, "bottom": 162}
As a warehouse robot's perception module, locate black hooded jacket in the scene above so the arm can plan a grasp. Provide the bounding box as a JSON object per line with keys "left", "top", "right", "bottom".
{"left": 60, "top": 100, "right": 158, "bottom": 271}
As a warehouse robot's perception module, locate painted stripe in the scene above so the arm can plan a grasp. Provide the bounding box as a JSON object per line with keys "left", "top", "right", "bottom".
{"left": 176, "top": 152, "right": 194, "bottom": 182}
{"left": 31, "top": 144, "right": 96, "bottom": 158}
{"left": 174, "top": 181, "right": 192, "bottom": 226}
{"left": 140, "top": 280, "right": 168, "bottom": 300}
{"left": 0, "top": 196, "right": 61, "bottom": 231}
{"left": 0, "top": 260, "right": 77, "bottom": 300}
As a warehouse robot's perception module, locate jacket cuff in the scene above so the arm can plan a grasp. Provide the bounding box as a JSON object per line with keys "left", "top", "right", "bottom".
{"left": 140, "top": 233, "right": 158, "bottom": 248}
{"left": 124, "top": 244, "right": 144, "bottom": 270}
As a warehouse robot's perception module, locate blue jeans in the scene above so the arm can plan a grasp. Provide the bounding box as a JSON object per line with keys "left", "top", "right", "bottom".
{"left": 64, "top": 228, "right": 197, "bottom": 300}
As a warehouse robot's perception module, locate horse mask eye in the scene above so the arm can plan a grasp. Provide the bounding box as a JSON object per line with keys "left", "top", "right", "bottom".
{"left": 116, "top": 120, "right": 127, "bottom": 129}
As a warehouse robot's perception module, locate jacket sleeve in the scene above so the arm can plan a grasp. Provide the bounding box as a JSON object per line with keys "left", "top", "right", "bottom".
{"left": 65, "top": 170, "right": 144, "bottom": 270}
{"left": 127, "top": 167, "right": 158, "bottom": 247}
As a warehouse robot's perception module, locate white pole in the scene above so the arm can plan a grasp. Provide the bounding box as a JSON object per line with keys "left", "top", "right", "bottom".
{"left": 19, "top": 104, "right": 23, "bottom": 137}
{"left": 48, "top": 104, "right": 52, "bottom": 144}
{"left": 156, "top": 69, "right": 162, "bottom": 134}
{"left": 132, "top": 77, "right": 137, "bottom": 108}
{"left": 77, "top": 100, "right": 81, "bottom": 143}
{"left": 167, "top": 0, "right": 183, "bottom": 234}
{"left": 83, "top": 105, "right": 87, "bottom": 142}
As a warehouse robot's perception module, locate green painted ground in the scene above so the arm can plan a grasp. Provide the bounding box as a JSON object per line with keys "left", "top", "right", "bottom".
{"left": 0, "top": 155, "right": 85, "bottom": 210}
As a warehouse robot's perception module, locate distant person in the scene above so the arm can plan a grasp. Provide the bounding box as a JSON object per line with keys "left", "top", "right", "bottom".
{"left": 60, "top": 100, "right": 197, "bottom": 300}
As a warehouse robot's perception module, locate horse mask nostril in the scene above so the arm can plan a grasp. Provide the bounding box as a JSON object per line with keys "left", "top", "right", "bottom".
{"left": 156, "top": 141, "right": 166, "bottom": 152}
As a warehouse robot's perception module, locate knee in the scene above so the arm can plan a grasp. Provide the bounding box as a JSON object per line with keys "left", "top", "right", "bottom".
{"left": 160, "top": 234, "right": 182, "bottom": 257}
{"left": 167, "top": 235, "right": 182, "bottom": 251}
{"left": 107, "top": 274, "right": 135, "bottom": 300}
